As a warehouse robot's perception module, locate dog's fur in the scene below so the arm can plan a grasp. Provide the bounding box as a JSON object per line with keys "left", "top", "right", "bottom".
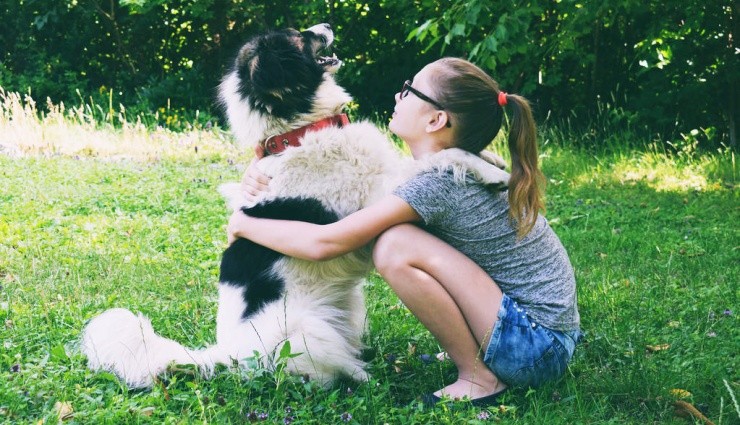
{"left": 80, "top": 24, "right": 509, "bottom": 389}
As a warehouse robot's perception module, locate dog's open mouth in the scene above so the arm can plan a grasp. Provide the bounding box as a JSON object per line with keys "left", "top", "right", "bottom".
{"left": 317, "top": 53, "right": 340, "bottom": 67}
{"left": 317, "top": 52, "right": 341, "bottom": 72}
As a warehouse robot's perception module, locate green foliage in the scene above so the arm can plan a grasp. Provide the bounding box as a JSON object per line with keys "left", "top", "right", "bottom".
{"left": 409, "top": 0, "right": 737, "bottom": 149}
{"left": 0, "top": 1, "right": 736, "bottom": 144}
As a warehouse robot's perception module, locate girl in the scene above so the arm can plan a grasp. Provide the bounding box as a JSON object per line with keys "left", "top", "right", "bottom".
{"left": 228, "top": 57, "right": 581, "bottom": 406}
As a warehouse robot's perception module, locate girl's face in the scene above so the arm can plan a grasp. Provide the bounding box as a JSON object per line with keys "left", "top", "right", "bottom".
{"left": 388, "top": 65, "right": 441, "bottom": 145}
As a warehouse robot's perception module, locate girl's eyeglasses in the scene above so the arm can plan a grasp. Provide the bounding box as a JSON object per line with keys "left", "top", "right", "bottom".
{"left": 400, "top": 80, "right": 452, "bottom": 127}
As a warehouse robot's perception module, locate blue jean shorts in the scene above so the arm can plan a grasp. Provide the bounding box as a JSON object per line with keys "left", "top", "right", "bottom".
{"left": 483, "top": 294, "right": 581, "bottom": 388}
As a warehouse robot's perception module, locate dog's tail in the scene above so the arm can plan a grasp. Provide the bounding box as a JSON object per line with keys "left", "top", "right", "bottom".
{"left": 80, "top": 308, "right": 230, "bottom": 388}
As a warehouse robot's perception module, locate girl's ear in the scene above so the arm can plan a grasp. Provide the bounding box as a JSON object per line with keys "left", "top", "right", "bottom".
{"left": 425, "top": 110, "right": 450, "bottom": 133}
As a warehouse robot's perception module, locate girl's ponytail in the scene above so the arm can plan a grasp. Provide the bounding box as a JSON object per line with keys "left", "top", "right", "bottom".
{"left": 428, "top": 58, "right": 545, "bottom": 237}
{"left": 504, "top": 93, "right": 545, "bottom": 237}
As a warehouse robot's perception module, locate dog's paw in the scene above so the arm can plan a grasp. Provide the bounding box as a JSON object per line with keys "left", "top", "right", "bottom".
{"left": 419, "top": 148, "right": 510, "bottom": 187}
{"left": 349, "top": 368, "right": 370, "bottom": 383}
{"left": 479, "top": 150, "right": 507, "bottom": 170}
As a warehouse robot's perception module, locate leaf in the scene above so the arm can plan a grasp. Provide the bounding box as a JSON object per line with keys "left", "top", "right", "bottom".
{"left": 469, "top": 42, "right": 481, "bottom": 59}
{"left": 406, "top": 27, "right": 419, "bottom": 42}
{"left": 139, "top": 407, "right": 155, "bottom": 417}
{"left": 670, "top": 388, "right": 692, "bottom": 399}
{"left": 466, "top": 2, "right": 482, "bottom": 24}
{"left": 423, "top": 36, "right": 443, "bottom": 53}
{"left": 278, "top": 341, "right": 302, "bottom": 360}
{"left": 410, "top": 19, "right": 434, "bottom": 42}
{"left": 451, "top": 23, "right": 466, "bottom": 37}
{"left": 495, "top": 20, "right": 508, "bottom": 40}
{"left": 54, "top": 401, "right": 74, "bottom": 421}
{"left": 484, "top": 36, "right": 499, "bottom": 53}
{"left": 50, "top": 344, "right": 69, "bottom": 362}
{"left": 646, "top": 343, "right": 670, "bottom": 352}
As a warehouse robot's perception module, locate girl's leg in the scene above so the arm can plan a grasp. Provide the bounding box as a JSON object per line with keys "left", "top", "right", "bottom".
{"left": 372, "top": 223, "right": 507, "bottom": 399}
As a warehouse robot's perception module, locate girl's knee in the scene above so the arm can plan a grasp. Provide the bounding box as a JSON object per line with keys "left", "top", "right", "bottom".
{"left": 372, "top": 224, "right": 417, "bottom": 274}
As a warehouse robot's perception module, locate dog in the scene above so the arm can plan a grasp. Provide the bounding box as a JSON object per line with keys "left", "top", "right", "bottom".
{"left": 80, "top": 23, "right": 510, "bottom": 389}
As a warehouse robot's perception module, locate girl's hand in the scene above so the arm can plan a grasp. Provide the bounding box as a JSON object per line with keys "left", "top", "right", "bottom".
{"left": 227, "top": 209, "right": 253, "bottom": 245}
{"left": 241, "top": 158, "right": 271, "bottom": 204}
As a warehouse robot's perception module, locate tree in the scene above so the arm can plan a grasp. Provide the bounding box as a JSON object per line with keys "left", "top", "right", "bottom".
{"left": 410, "top": 0, "right": 737, "bottom": 147}
{"left": 0, "top": 0, "right": 735, "bottom": 147}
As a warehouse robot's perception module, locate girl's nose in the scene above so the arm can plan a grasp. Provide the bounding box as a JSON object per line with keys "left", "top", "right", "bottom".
{"left": 394, "top": 92, "right": 401, "bottom": 103}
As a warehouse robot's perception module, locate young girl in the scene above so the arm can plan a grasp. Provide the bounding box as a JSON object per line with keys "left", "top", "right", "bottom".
{"left": 228, "top": 57, "right": 581, "bottom": 406}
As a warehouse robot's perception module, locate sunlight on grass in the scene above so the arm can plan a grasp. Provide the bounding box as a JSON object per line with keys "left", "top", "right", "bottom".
{"left": 551, "top": 148, "right": 733, "bottom": 194}
{"left": 0, "top": 89, "right": 241, "bottom": 161}
{"left": 612, "top": 153, "right": 714, "bottom": 192}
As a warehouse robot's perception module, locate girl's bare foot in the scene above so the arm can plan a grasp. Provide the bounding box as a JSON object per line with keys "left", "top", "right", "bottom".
{"left": 433, "top": 377, "right": 507, "bottom": 400}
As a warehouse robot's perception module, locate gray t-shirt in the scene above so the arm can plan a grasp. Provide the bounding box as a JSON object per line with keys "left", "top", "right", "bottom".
{"left": 394, "top": 169, "right": 580, "bottom": 331}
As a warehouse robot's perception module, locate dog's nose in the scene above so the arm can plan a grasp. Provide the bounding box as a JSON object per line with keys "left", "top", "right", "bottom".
{"left": 322, "top": 23, "right": 332, "bottom": 30}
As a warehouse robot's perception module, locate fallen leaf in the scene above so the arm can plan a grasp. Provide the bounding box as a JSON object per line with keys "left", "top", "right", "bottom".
{"left": 140, "top": 407, "right": 155, "bottom": 417}
{"left": 670, "top": 388, "right": 692, "bottom": 398}
{"left": 54, "top": 401, "right": 74, "bottom": 421}
{"left": 646, "top": 343, "right": 670, "bottom": 352}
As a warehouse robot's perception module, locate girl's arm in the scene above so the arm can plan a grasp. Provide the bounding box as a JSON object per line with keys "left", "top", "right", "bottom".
{"left": 227, "top": 194, "right": 421, "bottom": 261}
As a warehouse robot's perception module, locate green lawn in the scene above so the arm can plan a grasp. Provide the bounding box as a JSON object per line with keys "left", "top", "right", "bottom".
{"left": 0, "top": 126, "right": 737, "bottom": 423}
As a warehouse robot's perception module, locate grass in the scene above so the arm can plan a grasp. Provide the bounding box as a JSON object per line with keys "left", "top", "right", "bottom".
{"left": 0, "top": 92, "right": 738, "bottom": 424}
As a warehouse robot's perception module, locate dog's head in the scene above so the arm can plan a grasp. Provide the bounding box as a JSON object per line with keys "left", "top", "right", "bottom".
{"left": 231, "top": 23, "right": 341, "bottom": 119}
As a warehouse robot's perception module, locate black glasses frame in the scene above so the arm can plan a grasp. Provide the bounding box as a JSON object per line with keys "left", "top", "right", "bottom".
{"left": 401, "top": 80, "right": 445, "bottom": 109}
{"left": 401, "top": 80, "right": 452, "bottom": 128}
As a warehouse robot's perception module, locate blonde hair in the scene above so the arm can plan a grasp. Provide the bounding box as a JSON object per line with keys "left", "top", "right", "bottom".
{"left": 429, "top": 57, "right": 545, "bottom": 236}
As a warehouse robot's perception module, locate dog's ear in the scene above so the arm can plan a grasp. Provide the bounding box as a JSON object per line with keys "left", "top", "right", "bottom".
{"left": 250, "top": 45, "right": 293, "bottom": 94}
{"left": 234, "top": 40, "right": 259, "bottom": 82}
{"left": 251, "top": 35, "right": 321, "bottom": 94}
{"left": 233, "top": 36, "right": 297, "bottom": 93}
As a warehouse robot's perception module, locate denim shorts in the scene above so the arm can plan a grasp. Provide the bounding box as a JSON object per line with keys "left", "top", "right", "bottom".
{"left": 483, "top": 294, "right": 581, "bottom": 388}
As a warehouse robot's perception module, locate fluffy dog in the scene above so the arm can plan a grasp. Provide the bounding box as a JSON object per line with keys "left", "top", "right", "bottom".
{"left": 81, "top": 23, "right": 509, "bottom": 389}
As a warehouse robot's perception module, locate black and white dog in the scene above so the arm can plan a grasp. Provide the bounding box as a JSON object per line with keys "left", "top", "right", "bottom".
{"left": 81, "top": 23, "right": 509, "bottom": 389}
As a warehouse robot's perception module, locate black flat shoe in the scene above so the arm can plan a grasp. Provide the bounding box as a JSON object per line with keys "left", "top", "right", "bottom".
{"left": 420, "top": 393, "right": 441, "bottom": 408}
{"left": 420, "top": 388, "right": 508, "bottom": 408}
{"left": 469, "top": 388, "right": 508, "bottom": 407}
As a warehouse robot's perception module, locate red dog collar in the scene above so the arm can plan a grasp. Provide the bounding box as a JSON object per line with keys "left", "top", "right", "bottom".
{"left": 260, "top": 114, "right": 350, "bottom": 156}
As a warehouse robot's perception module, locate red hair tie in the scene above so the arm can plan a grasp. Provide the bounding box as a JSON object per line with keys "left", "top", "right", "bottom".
{"left": 498, "top": 91, "right": 508, "bottom": 107}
